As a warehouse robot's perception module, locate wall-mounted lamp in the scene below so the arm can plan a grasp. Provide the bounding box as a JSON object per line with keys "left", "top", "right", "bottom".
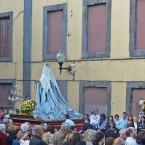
{"left": 56, "top": 49, "right": 76, "bottom": 74}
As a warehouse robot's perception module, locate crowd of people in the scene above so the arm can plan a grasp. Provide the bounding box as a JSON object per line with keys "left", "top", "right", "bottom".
{"left": 0, "top": 111, "right": 145, "bottom": 145}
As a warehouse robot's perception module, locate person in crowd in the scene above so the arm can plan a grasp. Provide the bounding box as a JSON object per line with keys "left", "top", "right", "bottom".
{"left": 20, "top": 122, "right": 31, "bottom": 138}
{"left": 83, "top": 114, "right": 90, "bottom": 124}
{"left": 29, "top": 125, "right": 47, "bottom": 145}
{"left": 42, "top": 124, "right": 56, "bottom": 145}
{"left": 42, "top": 131, "right": 53, "bottom": 145}
{"left": 125, "top": 127, "right": 138, "bottom": 145}
{"left": 41, "top": 123, "right": 48, "bottom": 132}
{"left": 70, "top": 133, "right": 80, "bottom": 145}
{"left": 7, "top": 119, "right": 14, "bottom": 127}
{"left": 118, "top": 112, "right": 128, "bottom": 130}
{"left": 90, "top": 109, "right": 100, "bottom": 129}
{"left": 93, "top": 131, "right": 105, "bottom": 145}
{"left": 133, "top": 116, "right": 138, "bottom": 130}
{"left": 136, "top": 131, "right": 145, "bottom": 145}
{"left": 19, "top": 132, "right": 30, "bottom": 145}
{"left": 105, "top": 129, "right": 118, "bottom": 138}
{"left": 63, "top": 132, "right": 80, "bottom": 145}
{"left": 78, "top": 122, "right": 91, "bottom": 134}
{"left": 137, "top": 116, "right": 145, "bottom": 132}
{"left": 113, "top": 137, "right": 125, "bottom": 145}
{"left": 105, "top": 137, "right": 114, "bottom": 145}
{"left": 106, "top": 116, "right": 116, "bottom": 130}
{"left": 119, "top": 128, "right": 127, "bottom": 141}
{"left": 53, "top": 122, "right": 71, "bottom": 145}
{"left": 19, "top": 122, "right": 31, "bottom": 145}
{"left": 3, "top": 114, "right": 10, "bottom": 125}
{"left": 0, "top": 123, "right": 9, "bottom": 145}
{"left": 62, "top": 132, "right": 73, "bottom": 145}
{"left": 114, "top": 114, "right": 120, "bottom": 130}
{"left": 65, "top": 114, "right": 75, "bottom": 127}
{"left": 47, "top": 124, "right": 56, "bottom": 134}
{"left": 84, "top": 129, "right": 96, "bottom": 145}
{"left": 12, "top": 128, "right": 23, "bottom": 145}
{"left": 7, "top": 125, "right": 16, "bottom": 145}
{"left": 127, "top": 115, "right": 134, "bottom": 128}
{"left": 98, "top": 113, "right": 107, "bottom": 132}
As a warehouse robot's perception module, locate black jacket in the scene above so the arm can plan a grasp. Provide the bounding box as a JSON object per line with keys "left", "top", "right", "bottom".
{"left": 29, "top": 135, "right": 47, "bottom": 145}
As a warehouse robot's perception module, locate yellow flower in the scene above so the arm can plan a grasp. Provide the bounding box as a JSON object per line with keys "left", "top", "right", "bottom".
{"left": 20, "top": 99, "right": 36, "bottom": 115}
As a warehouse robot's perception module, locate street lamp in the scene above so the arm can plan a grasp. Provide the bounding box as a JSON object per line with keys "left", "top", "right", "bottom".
{"left": 56, "top": 49, "right": 77, "bottom": 74}
{"left": 8, "top": 83, "right": 23, "bottom": 112}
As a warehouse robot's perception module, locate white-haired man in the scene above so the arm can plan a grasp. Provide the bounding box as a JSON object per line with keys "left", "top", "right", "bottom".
{"left": 29, "top": 125, "right": 47, "bottom": 145}
{"left": 0, "top": 123, "right": 9, "bottom": 145}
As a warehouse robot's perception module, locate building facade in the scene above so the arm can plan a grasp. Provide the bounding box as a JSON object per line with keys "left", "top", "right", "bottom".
{"left": 0, "top": 0, "right": 145, "bottom": 116}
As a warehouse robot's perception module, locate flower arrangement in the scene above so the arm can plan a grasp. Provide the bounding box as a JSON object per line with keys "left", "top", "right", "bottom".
{"left": 20, "top": 99, "right": 36, "bottom": 115}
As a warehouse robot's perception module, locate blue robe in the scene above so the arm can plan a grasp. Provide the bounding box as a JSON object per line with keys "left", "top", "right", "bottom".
{"left": 34, "top": 64, "right": 82, "bottom": 121}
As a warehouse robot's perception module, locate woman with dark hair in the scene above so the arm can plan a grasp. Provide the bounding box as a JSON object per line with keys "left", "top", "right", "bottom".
{"left": 106, "top": 116, "right": 116, "bottom": 130}
{"left": 114, "top": 114, "right": 120, "bottom": 130}
{"left": 137, "top": 116, "right": 145, "bottom": 132}
{"left": 12, "top": 128, "right": 23, "bottom": 145}
{"left": 93, "top": 131, "right": 105, "bottom": 145}
{"left": 127, "top": 115, "right": 134, "bottom": 128}
{"left": 98, "top": 114, "right": 107, "bottom": 133}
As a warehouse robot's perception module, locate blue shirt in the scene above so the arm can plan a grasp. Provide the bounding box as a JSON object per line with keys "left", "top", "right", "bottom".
{"left": 12, "top": 139, "right": 20, "bottom": 145}
{"left": 118, "top": 118, "right": 127, "bottom": 129}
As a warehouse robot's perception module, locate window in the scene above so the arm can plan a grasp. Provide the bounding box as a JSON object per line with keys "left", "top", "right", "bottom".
{"left": 80, "top": 81, "right": 111, "bottom": 114}
{"left": 0, "top": 79, "right": 15, "bottom": 110}
{"left": 82, "top": 0, "right": 111, "bottom": 58}
{"left": 0, "top": 12, "right": 13, "bottom": 61}
{"left": 130, "top": 0, "right": 145, "bottom": 57}
{"left": 127, "top": 82, "right": 145, "bottom": 116}
{"left": 43, "top": 4, "right": 67, "bottom": 60}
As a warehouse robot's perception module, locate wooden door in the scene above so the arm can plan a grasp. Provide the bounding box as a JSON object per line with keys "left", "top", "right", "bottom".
{"left": 0, "top": 83, "right": 12, "bottom": 110}
{"left": 84, "top": 87, "right": 108, "bottom": 114}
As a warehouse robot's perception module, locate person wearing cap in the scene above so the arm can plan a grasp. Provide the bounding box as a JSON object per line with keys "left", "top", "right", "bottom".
{"left": 0, "top": 123, "right": 9, "bottom": 145}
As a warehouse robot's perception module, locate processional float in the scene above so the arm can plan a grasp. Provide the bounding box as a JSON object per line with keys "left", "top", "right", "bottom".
{"left": 34, "top": 64, "right": 82, "bottom": 121}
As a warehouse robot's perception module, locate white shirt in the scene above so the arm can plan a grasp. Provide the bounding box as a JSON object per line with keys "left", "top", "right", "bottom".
{"left": 125, "top": 137, "right": 138, "bottom": 145}
{"left": 65, "top": 119, "right": 75, "bottom": 127}
{"left": 114, "top": 119, "right": 120, "bottom": 129}
{"left": 90, "top": 114, "right": 100, "bottom": 125}
{"left": 19, "top": 140, "right": 30, "bottom": 145}
{"left": 134, "top": 122, "right": 138, "bottom": 130}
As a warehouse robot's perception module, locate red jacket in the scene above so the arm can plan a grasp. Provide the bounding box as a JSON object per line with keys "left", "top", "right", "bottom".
{"left": 0, "top": 132, "right": 9, "bottom": 145}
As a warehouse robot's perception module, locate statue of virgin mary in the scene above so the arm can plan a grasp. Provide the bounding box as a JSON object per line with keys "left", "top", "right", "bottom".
{"left": 34, "top": 64, "right": 82, "bottom": 121}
